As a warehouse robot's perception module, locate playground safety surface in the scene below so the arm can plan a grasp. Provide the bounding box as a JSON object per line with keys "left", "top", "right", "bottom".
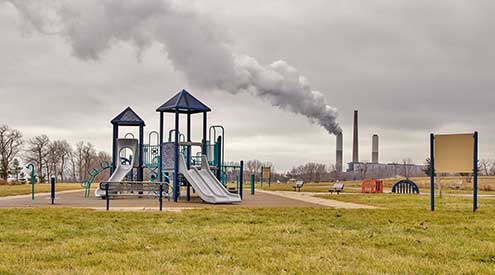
{"left": 0, "top": 189, "right": 328, "bottom": 210}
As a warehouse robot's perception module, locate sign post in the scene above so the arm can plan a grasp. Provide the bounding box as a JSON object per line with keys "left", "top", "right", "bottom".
{"left": 430, "top": 132, "right": 478, "bottom": 212}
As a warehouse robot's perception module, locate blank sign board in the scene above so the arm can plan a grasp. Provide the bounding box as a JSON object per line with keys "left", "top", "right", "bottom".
{"left": 435, "top": 133, "right": 474, "bottom": 173}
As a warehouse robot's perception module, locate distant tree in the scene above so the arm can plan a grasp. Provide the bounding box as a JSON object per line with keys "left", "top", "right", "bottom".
{"left": 423, "top": 158, "right": 433, "bottom": 176}
{"left": 46, "top": 140, "right": 73, "bottom": 182}
{"left": 480, "top": 159, "right": 491, "bottom": 176}
{"left": 0, "top": 125, "right": 24, "bottom": 180}
{"left": 245, "top": 159, "right": 262, "bottom": 181}
{"left": 10, "top": 158, "right": 22, "bottom": 182}
{"left": 25, "top": 135, "right": 50, "bottom": 183}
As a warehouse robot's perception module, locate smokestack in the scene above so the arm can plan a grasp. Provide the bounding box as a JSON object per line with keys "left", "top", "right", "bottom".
{"left": 352, "top": 110, "right": 359, "bottom": 163}
{"left": 336, "top": 132, "right": 343, "bottom": 172}
{"left": 372, "top": 134, "right": 379, "bottom": 163}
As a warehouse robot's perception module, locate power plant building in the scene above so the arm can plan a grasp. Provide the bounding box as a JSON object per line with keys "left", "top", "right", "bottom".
{"left": 336, "top": 110, "right": 425, "bottom": 180}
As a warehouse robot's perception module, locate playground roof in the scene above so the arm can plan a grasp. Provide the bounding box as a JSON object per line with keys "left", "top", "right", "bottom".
{"left": 156, "top": 89, "right": 211, "bottom": 114}
{"left": 111, "top": 107, "right": 146, "bottom": 126}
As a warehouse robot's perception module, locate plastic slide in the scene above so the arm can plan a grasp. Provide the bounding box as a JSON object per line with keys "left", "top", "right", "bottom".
{"left": 177, "top": 155, "right": 241, "bottom": 204}
{"left": 95, "top": 139, "right": 138, "bottom": 198}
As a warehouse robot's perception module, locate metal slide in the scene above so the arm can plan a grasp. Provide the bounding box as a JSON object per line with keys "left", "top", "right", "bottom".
{"left": 178, "top": 155, "right": 241, "bottom": 204}
{"left": 95, "top": 139, "right": 138, "bottom": 198}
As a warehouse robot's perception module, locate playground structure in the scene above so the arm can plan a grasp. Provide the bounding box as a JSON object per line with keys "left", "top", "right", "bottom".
{"left": 93, "top": 90, "right": 243, "bottom": 204}
{"left": 361, "top": 178, "right": 383, "bottom": 193}
{"left": 391, "top": 180, "right": 420, "bottom": 194}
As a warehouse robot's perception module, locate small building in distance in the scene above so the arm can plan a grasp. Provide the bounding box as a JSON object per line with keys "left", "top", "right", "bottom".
{"left": 340, "top": 162, "right": 426, "bottom": 181}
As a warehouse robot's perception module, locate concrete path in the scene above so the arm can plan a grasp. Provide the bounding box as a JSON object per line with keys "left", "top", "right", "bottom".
{"left": 257, "top": 190, "right": 378, "bottom": 209}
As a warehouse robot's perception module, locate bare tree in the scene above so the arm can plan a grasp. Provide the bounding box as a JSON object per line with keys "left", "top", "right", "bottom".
{"left": 245, "top": 159, "right": 262, "bottom": 181}
{"left": 402, "top": 158, "right": 413, "bottom": 179}
{"left": 0, "top": 125, "right": 23, "bottom": 180}
{"left": 25, "top": 135, "right": 50, "bottom": 182}
{"left": 480, "top": 159, "right": 491, "bottom": 176}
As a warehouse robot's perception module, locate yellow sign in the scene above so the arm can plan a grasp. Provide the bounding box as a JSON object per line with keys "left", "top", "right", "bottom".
{"left": 262, "top": 167, "right": 271, "bottom": 179}
{"left": 435, "top": 133, "right": 474, "bottom": 173}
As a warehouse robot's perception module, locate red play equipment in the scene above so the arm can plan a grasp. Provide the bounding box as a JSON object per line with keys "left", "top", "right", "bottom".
{"left": 361, "top": 178, "right": 384, "bottom": 193}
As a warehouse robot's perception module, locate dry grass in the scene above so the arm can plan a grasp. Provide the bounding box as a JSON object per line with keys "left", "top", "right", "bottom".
{"left": 0, "top": 202, "right": 495, "bottom": 274}
{"left": 0, "top": 183, "right": 83, "bottom": 197}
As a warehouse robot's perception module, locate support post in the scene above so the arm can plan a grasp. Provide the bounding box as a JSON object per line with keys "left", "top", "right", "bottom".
{"left": 138, "top": 125, "right": 144, "bottom": 182}
{"left": 473, "top": 131, "right": 479, "bottom": 212}
{"left": 159, "top": 112, "right": 164, "bottom": 182}
{"left": 187, "top": 113, "right": 191, "bottom": 201}
{"left": 239, "top": 160, "right": 244, "bottom": 200}
{"left": 202, "top": 112, "right": 207, "bottom": 155}
{"left": 50, "top": 176, "right": 55, "bottom": 205}
{"left": 251, "top": 174, "right": 255, "bottom": 195}
{"left": 159, "top": 182, "right": 163, "bottom": 212}
{"left": 430, "top": 133, "right": 435, "bottom": 211}
{"left": 105, "top": 183, "right": 110, "bottom": 211}
{"left": 216, "top": 136, "right": 222, "bottom": 181}
{"left": 26, "top": 163, "right": 35, "bottom": 200}
{"left": 112, "top": 124, "right": 119, "bottom": 174}
{"left": 173, "top": 111, "right": 180, "bottom": 202}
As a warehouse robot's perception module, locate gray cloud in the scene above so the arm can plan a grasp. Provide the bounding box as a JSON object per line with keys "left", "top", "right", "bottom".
{"left": 4, "top": 0, "right": 341, "bottom": 135}
{"left": 1, "top": 0, "right": 494, "bottom": 170}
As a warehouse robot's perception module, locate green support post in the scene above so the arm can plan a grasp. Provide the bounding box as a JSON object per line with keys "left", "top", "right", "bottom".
{"left": 26, "top": 164, "right": 35, "bottom": 200}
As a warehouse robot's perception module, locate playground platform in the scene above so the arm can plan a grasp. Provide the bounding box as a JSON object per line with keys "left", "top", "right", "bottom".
{"left": 0, "top": 189, "right": 325, "bottom": 210}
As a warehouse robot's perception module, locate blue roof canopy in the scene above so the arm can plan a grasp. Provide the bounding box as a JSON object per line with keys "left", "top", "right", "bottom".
{"left": 156, "top": 89, "right": 211, "bottom": 114}
{"left": 111, "top": 107, "right": 146, "bottom": 126}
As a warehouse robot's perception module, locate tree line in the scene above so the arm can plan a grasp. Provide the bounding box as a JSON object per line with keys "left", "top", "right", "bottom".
{"left": 0, "top": 124, "right": 110, "bottom": 183}
{"left": 243, "top": 159, "right": 334, "bottom": 183}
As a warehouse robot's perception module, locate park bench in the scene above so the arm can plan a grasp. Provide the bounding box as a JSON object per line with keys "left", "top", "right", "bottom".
{"left": 99, "top": 181, "right": 169, "bottom": 199}
{"left": 293, "top": 181, "right": 305, "bottom": 192}
{"left": 329, "top": 183, "right": 344, "bottom": 194}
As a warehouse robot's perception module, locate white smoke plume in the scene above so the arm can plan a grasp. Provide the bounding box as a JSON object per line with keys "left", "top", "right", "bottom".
{"left": 4, "top": 0, "right": 342, "bottom": 134}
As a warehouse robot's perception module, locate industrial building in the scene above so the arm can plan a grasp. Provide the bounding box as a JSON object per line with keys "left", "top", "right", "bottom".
{"left": 335, "top": 110, "right": 425, "bottom": 180}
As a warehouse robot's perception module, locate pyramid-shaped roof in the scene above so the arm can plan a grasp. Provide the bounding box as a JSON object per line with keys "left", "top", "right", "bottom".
{"left": 156, "top": 89, "right": 211, "bottom": 114}
{"left": 111, "top": 107, "right": 146, "bottom": 126}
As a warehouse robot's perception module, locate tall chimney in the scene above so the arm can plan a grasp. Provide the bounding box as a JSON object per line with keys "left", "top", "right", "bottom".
{"left": 336, "top": 132, "right": 343, "bottom": 172}
{"left": 372, "top": 134, "right": 379, "bottom": 163}
{"left": 352, "top": 110, "right": 359, "bottom": 163}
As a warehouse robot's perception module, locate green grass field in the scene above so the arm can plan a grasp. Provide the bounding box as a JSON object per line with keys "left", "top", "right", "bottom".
{"left": 1, "top": 194, "right": 495, "bottom": 274}
{"left": 0, "top": 183, "right": 83, "bottom": 197}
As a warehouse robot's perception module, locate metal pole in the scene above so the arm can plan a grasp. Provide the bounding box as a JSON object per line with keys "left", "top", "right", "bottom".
{"left": 138, "top": 125, "right": 144, "bottom": 182}
{"left": 430, "top": 133, "right": 435, "bottom": 211}
{"left": 239, "top": 161, "right": 244, "bottom": 200}
{"left": 112, "top": 124, "right": 118, "bottom": 174}
{"left": 50, "top": 176, "right": 55, "bottom": 205}
{"left": 216, "top": 136, "right": 222, "bottom": 181}
{"left": 202, "top": 112, "right": 207, "bottom": 155}
{"left": 186, "top": 113, "right": 191, "bottom": 201}
{"left": 251, "top": 174, "right": 255, "bottom": 195}
{"left": 159, "top": 112, "right": 164, "bottom": 182}
{"left": 473, "top": 131, "right": 479, "bottom": 212}
{"left": 173, "top": 111, "right": 180, "bottom": 202}
{"left": 159, "top": 182, "right": 163, "bottom": 212}
{"left": 105, "top": 183, "right": 110, "bottom": 211}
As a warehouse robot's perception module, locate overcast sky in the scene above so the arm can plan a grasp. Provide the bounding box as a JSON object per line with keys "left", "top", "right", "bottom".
{"left": 1, "top": 0, "right": 494, "bottom": 171}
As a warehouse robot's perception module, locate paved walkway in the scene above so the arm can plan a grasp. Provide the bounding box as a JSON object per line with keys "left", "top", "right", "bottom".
{"left": 257, "top": 190, "right": 378, "bottom": 209}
